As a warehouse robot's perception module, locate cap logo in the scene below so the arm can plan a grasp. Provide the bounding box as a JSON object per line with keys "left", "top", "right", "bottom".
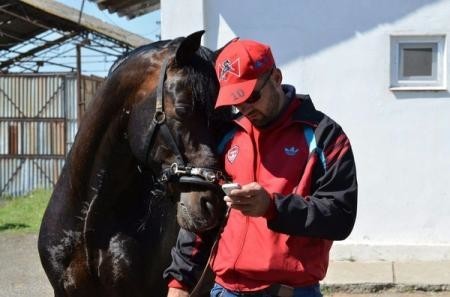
{"left": 219, "top": 58, "right": 240, "bottom": 81}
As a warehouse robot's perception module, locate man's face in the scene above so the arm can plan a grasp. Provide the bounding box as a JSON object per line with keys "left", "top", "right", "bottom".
{"left": 235, "top": 69, "right": 280, "bottom": 127}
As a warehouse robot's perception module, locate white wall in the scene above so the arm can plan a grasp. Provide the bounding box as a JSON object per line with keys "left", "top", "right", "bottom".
{"left": 161, "top": 0, "right": 205, "bottom": 40}
{"left": 162, "top": 0, "right": 450, "bottom": 261}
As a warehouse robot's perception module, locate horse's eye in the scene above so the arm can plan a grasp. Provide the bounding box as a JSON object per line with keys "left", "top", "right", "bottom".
{"left": 175, "top": 106, "right": 193, "bottom": 119}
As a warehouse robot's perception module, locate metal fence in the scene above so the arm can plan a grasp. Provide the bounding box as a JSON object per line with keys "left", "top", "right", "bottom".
{"left": 0, "top": 73, "right": 103, "bottom": 196}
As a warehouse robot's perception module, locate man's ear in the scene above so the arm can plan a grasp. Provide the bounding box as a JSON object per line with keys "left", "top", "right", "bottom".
{"left": 273, "top": 67, "right": 283, "bottom": 85}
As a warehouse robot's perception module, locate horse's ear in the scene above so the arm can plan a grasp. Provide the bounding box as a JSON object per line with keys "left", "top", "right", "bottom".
{"left": 213, "top": 37, "right": 238, "bottom": 62}
{"left": 212, "top": 48, "right": 222, "bottom": 62}
{"left": 175, "top": 30, "right": 205, "bottom": 65}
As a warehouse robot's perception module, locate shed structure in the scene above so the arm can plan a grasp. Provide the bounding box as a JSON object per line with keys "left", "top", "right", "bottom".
{"left": 0, "top": 0, "right": 151, "bottom": 196}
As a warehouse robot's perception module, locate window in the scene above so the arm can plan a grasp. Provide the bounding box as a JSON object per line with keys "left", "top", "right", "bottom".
{"left": 390, "top": 35, "right": 446, "bottom": 90}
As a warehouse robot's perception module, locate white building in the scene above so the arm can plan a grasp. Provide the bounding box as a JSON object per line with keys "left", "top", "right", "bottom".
{"left": 161, "top": 0, "right": 450, "bottom": 262}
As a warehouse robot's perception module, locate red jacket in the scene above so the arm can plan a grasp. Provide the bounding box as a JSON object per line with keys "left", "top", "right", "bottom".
{"left": 164, "top": 85, "right": 357, "bottom": 292}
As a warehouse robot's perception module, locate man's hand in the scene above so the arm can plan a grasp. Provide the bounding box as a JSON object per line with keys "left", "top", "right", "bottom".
{"left": 167, "top": 287, "right": 189, "bottom": 297}
{"left": 223, "top": 182, "right": 271, "bottom": 217}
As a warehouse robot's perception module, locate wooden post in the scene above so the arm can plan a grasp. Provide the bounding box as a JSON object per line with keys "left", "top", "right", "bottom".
{"left": 76, "top": 44, "right": 82, "bottom": 127}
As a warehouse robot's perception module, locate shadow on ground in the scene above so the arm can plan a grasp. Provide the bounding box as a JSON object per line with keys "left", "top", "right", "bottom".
{"left": 0, "top": 223, "right": 29, "bottom": 232}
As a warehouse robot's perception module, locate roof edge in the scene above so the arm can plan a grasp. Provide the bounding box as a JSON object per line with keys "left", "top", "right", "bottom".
{"left": 19, "top": 0, "right": 152, "bottom": 47}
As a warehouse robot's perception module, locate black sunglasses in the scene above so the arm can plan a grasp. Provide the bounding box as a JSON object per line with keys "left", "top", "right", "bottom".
{"left": 245, "top": 67, "right": 274, "bottom": 104}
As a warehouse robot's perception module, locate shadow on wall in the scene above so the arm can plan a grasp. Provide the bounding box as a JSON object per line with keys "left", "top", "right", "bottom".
{"left": 206, "top": 0, "right": 439, "bottom": 65}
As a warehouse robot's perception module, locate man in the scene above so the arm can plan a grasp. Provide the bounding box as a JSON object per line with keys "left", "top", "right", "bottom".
{"left": 164, "top": 38, "right": 358, "bottom": 297}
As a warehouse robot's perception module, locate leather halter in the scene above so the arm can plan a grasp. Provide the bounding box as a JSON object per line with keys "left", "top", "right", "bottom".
{"left": 140, "top": 58, "right": 227, "bottom": 189}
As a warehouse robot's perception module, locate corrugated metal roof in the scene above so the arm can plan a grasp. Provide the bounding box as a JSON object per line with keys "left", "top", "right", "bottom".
{"left": 0, "top": 0, "right": 153, "bottom": 73}
{"left": 89, "top": 0, "right": 160, "bottom": 19}
{"left": 0, "top": 0, "right": 151, "bottom": 52}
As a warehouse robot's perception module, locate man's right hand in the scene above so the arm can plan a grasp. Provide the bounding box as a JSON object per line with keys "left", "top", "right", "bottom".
{"left": 224, "top": 182, "right": 271, "bottom": 217}
{"left": 167, "top": 287, "right": 189, "bottom": 297}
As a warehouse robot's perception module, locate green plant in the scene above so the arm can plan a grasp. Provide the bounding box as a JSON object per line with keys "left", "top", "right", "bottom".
{"left": 0, "top": 189, "right": 51, "bottom": 233}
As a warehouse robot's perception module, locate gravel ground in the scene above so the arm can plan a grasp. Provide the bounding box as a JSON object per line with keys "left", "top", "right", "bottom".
{"left": 0, "top": 233, "right": 52, "bottom": 297}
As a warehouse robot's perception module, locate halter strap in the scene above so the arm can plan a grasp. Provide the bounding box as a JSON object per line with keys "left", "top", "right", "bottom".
{"left": 139, "top": 57, "right": 227, "bottom": 189}
{"left": 141, "top": 58, "right": 186, "bottom": 167}
{"left": 156, "top": 58, "right": 169, "bottom": 111}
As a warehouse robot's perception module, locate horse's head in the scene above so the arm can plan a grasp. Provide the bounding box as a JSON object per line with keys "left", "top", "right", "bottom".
{"left": 111, "top": 31, "right": 226, "bottom": 232}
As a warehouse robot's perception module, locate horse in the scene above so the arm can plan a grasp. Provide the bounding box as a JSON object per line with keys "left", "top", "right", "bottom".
{"left": 38, "top": 31, "right": 231, "bottom": 297}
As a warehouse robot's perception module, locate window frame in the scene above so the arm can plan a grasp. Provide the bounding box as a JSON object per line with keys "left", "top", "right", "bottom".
{"left": 390, "top": 34, "right": 447, "bottom": 91}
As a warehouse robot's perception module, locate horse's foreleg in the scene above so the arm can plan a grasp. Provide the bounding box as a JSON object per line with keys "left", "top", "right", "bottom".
{"left": 38, "top": 231, "right": 98, "bottom": 297}
{"left": 63, "top": 245, "right": 99, "bottom": 297}
{"left": 38, "top": 228, "right": 80, "bottom": 297}
{"left": 97, "top": 233, "right": 146, "bottom": 297}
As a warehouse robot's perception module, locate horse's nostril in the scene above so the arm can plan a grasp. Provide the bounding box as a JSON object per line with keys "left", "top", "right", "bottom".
{"left": 201, "top": 198, "right": 214, "bottom": 215}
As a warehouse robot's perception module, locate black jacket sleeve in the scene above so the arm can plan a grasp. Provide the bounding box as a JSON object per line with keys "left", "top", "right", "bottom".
{"left": 267, "top": 116, "right": 358, "bottom": 240}
{"left": 163, "top": 227, "right": 218, "bottom": 289}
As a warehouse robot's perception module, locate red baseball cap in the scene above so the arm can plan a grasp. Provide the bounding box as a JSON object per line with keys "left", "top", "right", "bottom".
{"left": 215, "top": 38, "right": 275, "bottom": 108}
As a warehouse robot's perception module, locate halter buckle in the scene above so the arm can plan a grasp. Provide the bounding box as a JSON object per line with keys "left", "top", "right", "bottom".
{"left": 153, "top": 110, "right": 166, "bottom": 124}
{"left": 169, "top": 163, "right": 226, "bottom": 185}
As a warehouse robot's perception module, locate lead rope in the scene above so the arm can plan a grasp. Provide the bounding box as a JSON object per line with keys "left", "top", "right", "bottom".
{"left": 189, "top": 206, "right": 231, "bottom": 297}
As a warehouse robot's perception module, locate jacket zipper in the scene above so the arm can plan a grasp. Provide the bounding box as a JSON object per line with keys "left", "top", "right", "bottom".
{"left": 231, "top": 128, "right": 258, "bottom": 289}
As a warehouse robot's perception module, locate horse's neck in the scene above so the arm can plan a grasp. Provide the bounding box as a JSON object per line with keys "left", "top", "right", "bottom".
{"left": 69, "top": 115, "right": 137, "bottom": 200}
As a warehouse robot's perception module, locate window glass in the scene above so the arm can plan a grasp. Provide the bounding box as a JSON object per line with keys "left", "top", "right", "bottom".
{"left": 403, "top": 47, "right": 433, "bottom": 77}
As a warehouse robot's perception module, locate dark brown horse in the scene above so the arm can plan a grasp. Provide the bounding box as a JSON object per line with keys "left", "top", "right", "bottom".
{"left": 38, "top": 31, "right": 230, "bottom": 297}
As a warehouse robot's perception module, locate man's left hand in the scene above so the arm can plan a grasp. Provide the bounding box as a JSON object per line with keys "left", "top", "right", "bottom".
{"left": 223, "top": 182, "right": 271, "bottom": 217}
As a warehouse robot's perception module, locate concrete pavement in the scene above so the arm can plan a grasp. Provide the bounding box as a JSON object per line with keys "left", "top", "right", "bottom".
{"left": 322, "top": 260, "right": 450, "bottom": 294}
{"left": 0, "top": 233, "right": 52, "bottom": 297}
{"left": 0, "top": 233, "right": 449, "bottom": 296}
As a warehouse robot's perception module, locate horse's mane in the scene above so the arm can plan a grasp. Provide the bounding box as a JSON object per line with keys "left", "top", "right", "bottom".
{"left": 184, "top": 46, "right": 218, "bottom": 116}
{"left": 108, "top": 40, "right": 169, "bottom": 75}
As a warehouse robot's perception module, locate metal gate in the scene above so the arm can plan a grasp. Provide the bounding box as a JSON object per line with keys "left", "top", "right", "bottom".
{"left": 0, "top": 73, "right": 103, "bottom": 196}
